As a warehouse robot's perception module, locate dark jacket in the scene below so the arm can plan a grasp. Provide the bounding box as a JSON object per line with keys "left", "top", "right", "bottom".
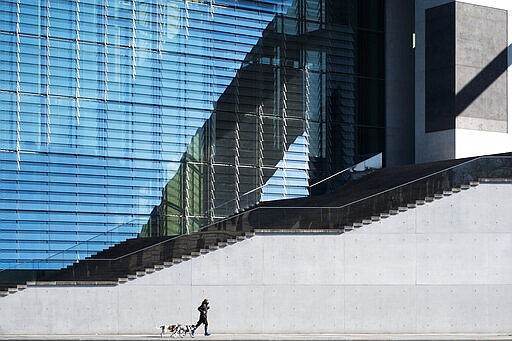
{"left": 198, "top": 302, "right": 209, "bottom": 319}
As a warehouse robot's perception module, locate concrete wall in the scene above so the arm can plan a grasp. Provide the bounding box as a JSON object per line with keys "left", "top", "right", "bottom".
{"left": 415, "top": 0, "right": 512, "bottom": 163}
{"left": 1, "top": 183, "right": 512, "bottom": 335}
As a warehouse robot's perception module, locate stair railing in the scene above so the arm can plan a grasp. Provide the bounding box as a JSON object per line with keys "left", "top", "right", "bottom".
{"left": 81, "top": 153, "right": 509, "bottom": 267}
{"left": 2, "top": 153, "right": 511, "bottom": 287}
{"left": 50, "top": 154, "right": 512, "bottom": 284}
{"left": 210, "top": 153, "right": 382, "bottom": 218}
{"left": 0, "top": 217, "right": 144, "bottom": 273}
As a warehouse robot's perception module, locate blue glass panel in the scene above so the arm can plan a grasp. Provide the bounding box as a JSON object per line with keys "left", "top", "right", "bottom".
{"left": 0, "top": 0, "right": 368, "bottom": 269}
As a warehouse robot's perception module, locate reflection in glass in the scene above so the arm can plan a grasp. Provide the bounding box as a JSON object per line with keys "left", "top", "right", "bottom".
{"left": 0, "top": 0, "right": 384, "bottom": 268}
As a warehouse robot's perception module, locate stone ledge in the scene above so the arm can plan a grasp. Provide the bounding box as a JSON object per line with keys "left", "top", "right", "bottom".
{"left": 479, "top": 177, "right": 512, "bottom": 183}
{"left": 25, "top": 281, "right": 118, "bottom": 287}
{"left": 254, "top": 228, "right": 344, "bottom": 234}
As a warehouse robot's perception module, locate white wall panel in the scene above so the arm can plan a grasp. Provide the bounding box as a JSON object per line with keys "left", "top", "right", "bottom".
{"left": 0, "top": 183, "right": 511, "bottom": 334}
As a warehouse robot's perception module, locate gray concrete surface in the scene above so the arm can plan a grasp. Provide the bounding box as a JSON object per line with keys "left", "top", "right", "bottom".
{"left": 1, "top": 183, "right": 512, "bottom": 335}
{"left": 455, "top": 2, "right": 508, "bottom": 132}
{"left": 0, "top": 333, "right": 511, "bottom": 340}
{"left": 415, "top": 0, "right": 512, "bottom": 162}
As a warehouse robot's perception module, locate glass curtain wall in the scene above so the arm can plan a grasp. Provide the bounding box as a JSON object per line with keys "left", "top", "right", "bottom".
{"left": 0, "top": 0, "right": 384, "bottom": 268}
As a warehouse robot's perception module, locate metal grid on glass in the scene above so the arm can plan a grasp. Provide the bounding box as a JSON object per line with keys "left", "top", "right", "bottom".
{"left": 0, "top": 0, "right": 385, "bottom": 269}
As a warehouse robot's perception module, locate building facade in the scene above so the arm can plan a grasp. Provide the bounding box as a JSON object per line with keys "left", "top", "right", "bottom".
{"left": 413, "top": 0, "right": 512, "bottom": 162}
{"left": 2, "top": 0, "right": 512, "bottom": 271}
{"left": 0, "top": 0, "right": 384, "bottom": 269}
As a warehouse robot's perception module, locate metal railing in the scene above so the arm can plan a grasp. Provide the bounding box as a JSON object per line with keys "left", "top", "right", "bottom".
{"left": 0, "top": 218, "right": 144, "bottom": 273}
{"left": 212, "top": 152, "right": 383, "bottom": 217}
{"left": 1, "top": 153, "right": 511, "bottom": 288}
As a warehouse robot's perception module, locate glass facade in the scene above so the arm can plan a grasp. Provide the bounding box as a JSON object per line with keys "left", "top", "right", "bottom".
{"left": 0, "top": 0, "right": 384, "bottom": 269}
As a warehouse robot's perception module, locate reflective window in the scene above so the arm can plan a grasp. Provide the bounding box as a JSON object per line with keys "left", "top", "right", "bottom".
{"left": 0, "top": 0, "right": 384, "bottom": 269}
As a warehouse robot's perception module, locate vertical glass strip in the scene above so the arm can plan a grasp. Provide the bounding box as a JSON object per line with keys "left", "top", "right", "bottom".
{"left": 131, "top": 0, "right": 136, "bottom": 79}
{"left": 234, "top": 76, "right": 241, "bottom": 212}
{"left": 103, "top": 0, "right": 108, "bottom": 103}
{"left": 75, "top": 0, "right": 81, "bottom": 124}
{"left": 15, "top": 0, "right": 21, "bottom": 170}
{"left": 257, "top": 104, "right": 264, "bottom": 192}
{"left": 184, "top": 0, "right": 189, "bottom": 39}
{"left": 45, "top": 0, "right": 51, "bottom": 145}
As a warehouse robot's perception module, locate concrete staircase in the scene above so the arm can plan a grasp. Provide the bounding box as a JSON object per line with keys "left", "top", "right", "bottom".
{"left": 340, "top": 181, "right": 480, "bottom": 231}
{"left": 0, "top": 229, "right": 255, "bottom": 296}
{"left": 2, "top": 151, "right": 511, "bottom": 297}
{"left": 0, "top": 182, "right": 482, "bottom": 297}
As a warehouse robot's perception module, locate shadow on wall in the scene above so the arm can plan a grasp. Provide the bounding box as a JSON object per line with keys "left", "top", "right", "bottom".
{"left": 425, "top": 2, "right": 510, "bottom": 133}
{"left": 455, "top": 44, "right": 511, "bottom": 117}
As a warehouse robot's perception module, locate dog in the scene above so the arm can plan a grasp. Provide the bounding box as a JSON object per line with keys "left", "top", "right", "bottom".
{"left": 178, "top": 324, "right": 195, "bottom": 338}
{"left": 158, "top": 324, "right": 195, "bottom": 338}
{"left": 158, "top": 324, "right": 179, "bottom": 337}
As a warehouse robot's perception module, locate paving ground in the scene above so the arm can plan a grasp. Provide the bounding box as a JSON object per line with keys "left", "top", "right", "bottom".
{"left": 0, "top": 333, "right": 511, "bottom": 340}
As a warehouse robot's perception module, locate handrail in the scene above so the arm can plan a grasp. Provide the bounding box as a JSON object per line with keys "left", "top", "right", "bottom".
{"left": 0, "top": 217, "right": 143, "bottom": 272}
{"left": 4, "top": 154, "right": 510, "bottom": 270}
{"left": 84, "top": 154, "right": 511, "bottom": 262}
{"left": 11, "top": 154, "right": 371, "bottom": 265}
{"left": 212, "top": 183, "right": 267, "bottom": 211}
{"left": 195, "top": 154, "right": 506, "bottom": 226}
{"left": 210, "top": 152, "right": 381, "bottom": 212}
{"left": 309, "top": 152, "right": 381, "bottom": 188}
{"left": 91, "top": 233, "right": 183, "bottom": 261}
{"left": 308, "top": 165, "right": 353, "bottom": 188}
{"left": 260, "top": 154, "right": 488, "bottom": 209}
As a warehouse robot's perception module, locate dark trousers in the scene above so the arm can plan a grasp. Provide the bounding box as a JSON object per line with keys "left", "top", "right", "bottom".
{"left": 195, "top": 316, "right": 208, "bottom": 334}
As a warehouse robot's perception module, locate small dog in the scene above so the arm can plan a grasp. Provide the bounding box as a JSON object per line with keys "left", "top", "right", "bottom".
{"left": 158, "top": 324, "right": 179, "bottom": 337}
{"left": 158, "top": 324, "right": 195, "bottom": 338}
{"left": 178, "top": 324, "right": 195, "bottom": 338}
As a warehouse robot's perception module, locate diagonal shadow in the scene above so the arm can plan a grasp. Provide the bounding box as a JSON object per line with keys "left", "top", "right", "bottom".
{"left": 455, "top": 44, "right": 511, "bottom": 116}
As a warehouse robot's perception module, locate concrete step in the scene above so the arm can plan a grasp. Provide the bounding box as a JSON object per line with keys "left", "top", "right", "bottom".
{"left": 136, "top": 271, "right": 145, "bottom": 277}
{"left": 389, "top": 209, "right": 399, "bottom": 215}
{"left": 227, "top": 239, "right": 237, "bottom": 244}
{"left": 353, "top": 222, "right": 363, "bottom": 228}
{"left": 425, "top": 196, "right": 434, "bottom": 202}
{"left": 443, "top": 190, "right": 452, "bottom": 196}
{"left": 127, "top": 274, "right": 137, "bottom": 280}
{"left": 343, "top": 225, "right": 353, "bottom": 231}
{"left": 0, "top": 290, "right": 9, "bottom": 297}
{"left": 190, "top": 251, "right": 201, "bottom": 257}
{"left": 182, "top": 255, "right": 192, "bottom": 260}
{"left": 218, "top": 242, "right": 228, "bottom": 247}
{"left": 72, "top": 281, "right": 118, "bottom": 286}
{"left": 118, "top": 278, "right": 128, "bottom": 283}
{"left": 154, "top": 264, "right": 165, "bottom": 270}
{"left": 362, "top": 219, "right": 372, "bottom": 225}
{"left": 200, "top": 248, "right": 209, "bottom": 254}
{"left": 398, "top": 206, "right": 408, "bottom": 212}
{"left": 407, "top": 203, "right": 416, "bottom": 208}
{"left": 371, "top": 216, "right": 381, "bottom": 221}
{"left": 416, "top": 200, "right": 425, "bottom": 205}
{"left": 236, "top": 235, "right": 246, "bottom": 241}
{"left": 145, "top": 268, "right": 155, "bottom": 274}
{"left": 35, "top": 281, "right": 58, "bottom": 286}
{"left": 380, "top": 212, "right": 390, "bottom": 218}
{"left": 470, "top": 181, "right": 479, "bottom": 186}
{"left": 172, "top": 258, "right": 182, "bottom": 264}
{"left": 460, "top": 184, "right": 471, "bottom": 190}
{"left": 434, "top": 193, "right": 443, "bottom": 199}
